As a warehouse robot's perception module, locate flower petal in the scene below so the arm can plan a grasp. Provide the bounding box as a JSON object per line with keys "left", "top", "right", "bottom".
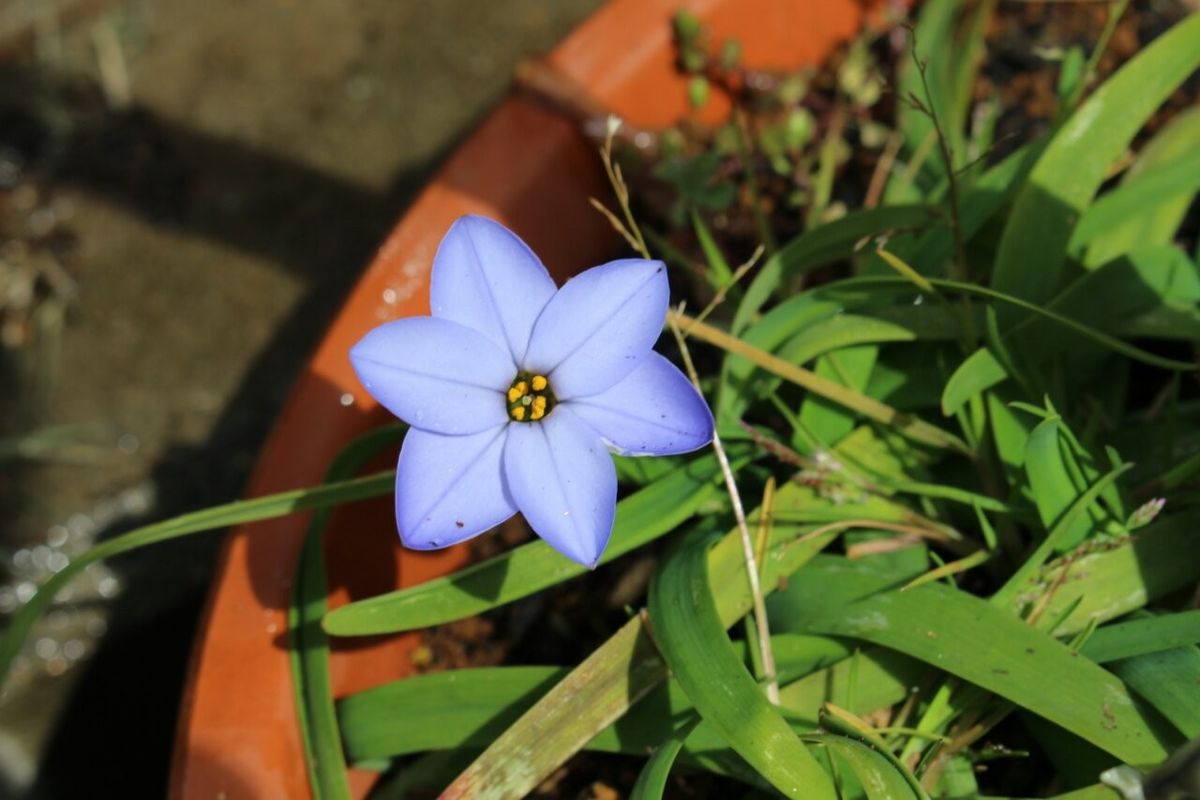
{"left": 431, "top": 215, "right": 557, "bottom": 364}
{"left": 523, "top": 259, "right": 669, "bottom": 399}
{"left": 568, "top": 353, "right": 714, "bottom": 456}
{"left": 350, "top": 316, "right": 512, "bottom": 434}
{"left": 396, "top": 426, "right": 516, "bottom": 549}
{"left": 503, "top": 407, "right": 617, "bottom": 568}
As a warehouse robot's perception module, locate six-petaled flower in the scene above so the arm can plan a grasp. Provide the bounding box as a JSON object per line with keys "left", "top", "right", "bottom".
{"left": 349, "top": 215, "right": 714, "bottom": 567}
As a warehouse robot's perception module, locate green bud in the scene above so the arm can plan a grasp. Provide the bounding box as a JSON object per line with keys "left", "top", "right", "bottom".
{"left": 783, "top": 109, "right": 815, "bottom": 151}
{"left": 660, "top": 128, "right": 686, "bottom": 157}
{"left": 719, "top": 38, "right": 742, "bottom": 70}
{"left": 777, "top": 73, "right": 810, "bottom": 106}
{"left": 681, "top": 47, "right": 707, "bottom": 74}
{"left": 673, "top": 10, "right": 701, "bottom": 43}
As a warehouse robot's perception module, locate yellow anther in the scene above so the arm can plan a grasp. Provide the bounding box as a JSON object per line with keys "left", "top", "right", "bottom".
{"left": 507, "top": 373, "right": 554, "bottom": 423}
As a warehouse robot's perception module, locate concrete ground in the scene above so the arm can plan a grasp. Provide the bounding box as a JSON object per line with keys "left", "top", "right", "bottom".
{"left": 0, "top": 0, "right": 601, "bottom": 794}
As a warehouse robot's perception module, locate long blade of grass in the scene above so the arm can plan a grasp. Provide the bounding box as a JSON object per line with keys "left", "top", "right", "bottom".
{"left": 629, "top": 718, "right": 701, "bottom": 800}
{"left": 1109, "top": 646, "right": 1200, "bottom": 738}
{"left": 1079, "top": 610, "right": 1200, "bottom": 663}
{"left": 289, "top": 425, "right": 403, "bottom": 800}
{"left": 810, "top": 734, "right": 923, "bottom": 800}
{"left": 992, "top": 461, "right": 1133, "bottom": 609}
{"left": 1070, "top": 147, "right": 1200, "bottom": 253}
{"left": 648, "top": 530, "right": 836, "bottom": 798}
{"left": 1033, "top": 510, "right": 1200, "bottom": 637}
{"left": 323, "top": 449, "right": 736, "bottom": 636}
{"left": 835, "top": 276, "right": 1196, "bottom": 371}
{"left": 992, "top": 12, "right": 1200, "bottom": 311}
{"left": 1083, "top": 106, "right": 1200, "bottom": 267}
{"left": 734, "top": 205, "right": 937, "bottom": 333}
{"left": 0, "top": 469, "right": 394, "bottom": 687}
{"left": 674, "top": 310, "right": 969, "bottom": 453}
{"left": 691, "top": 208, "right": 733, "bottom": 288}
{"left": 440, "top": 614, "right": 668, "bottom": 800}
{"left": 337, "top": 634, "right": 852, "bottom": 763}
{"left": 775, "top": 565, "right": 1174, "bottom": 765}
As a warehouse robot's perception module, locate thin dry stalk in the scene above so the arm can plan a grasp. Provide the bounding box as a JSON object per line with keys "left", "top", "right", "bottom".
{"left": 591, "top": 118, "right": 781, "bottom": 704}
{"left": 865, "top": 129, "right": 903, "bottom": 208}
{"left": 682, "top": 245, "right": 764, "bottom": 336}
{"left": 754, "top": 477, "right": 776, "bottom": 578}
{"left": 668, "top": 310, "right": 780, "bottom": 704}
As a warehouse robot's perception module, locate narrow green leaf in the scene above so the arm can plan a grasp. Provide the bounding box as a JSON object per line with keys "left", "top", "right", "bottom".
{"left": 876, "top": 249, "right": 937, "bottom": 295}
{"left": 1045, "top": 786, "right": 1123, "bottom": 800}
{"left": 1084, "top": 106, "right": 1200, "bottom": 267}
{"left": 988, "top": 389, "right": 1033, "bottom": 477}
{"left": 1079, "top": 610, "right": 1200, "bottom": 663}
{"left": 324, "top": 451, "right": 732, "bottom": 636}
{"left": 1024, "top": 418, "right": 1111, "bottom": 552}
{"left": 838, "top": 276, "right": 1196, "bottom": 371}
{"left": 692, "top": 208, "right": 733, "bottom": 287}
{"left": 995, "top": 460, "right": 1133, "bottom": 607}
{"left": 1071, "top": 147, "right": 1200, "bottom": 254}
{"left": 777, "top": 564, "right": 1174, "bottom": 765}
{"left": 680, "top": 311, "right": 969, "bottom": 453}
{"left": 734, "top": 206, "right": 937, "bottom": 333}
{"left": 942, "top": 348, "right": 1007, "bottom": 416}
{"left": 630, "top": 718, "right": 700, "bottom": 800}
{"left": 1018, "top": 510, "right": 1200, "bottom": 637}
{"left": 810, "top": 734, "right": 922, "bottom": 800}
{"left": 341, "top": 666, "right": 571, "bottom": 761}
{"left": 1110, "top": 645, "right": 1200, "bottom": 738}
{"left": 441, "top": 615, "right": 668, "bottom": 799}
{"left": 290, "top": 426, "right": 404, "bottom": 800}
{"left": 649, "top": 531, "right": 836, "bottom": 798}
{"left": 337, "top": 634, "right": 853, "bottom": 764}
{"left": 0, "top": 469, "right": 394, "bottom": 687}
{"left": 992, "top": 13, "right": 1200, "bottom": 312}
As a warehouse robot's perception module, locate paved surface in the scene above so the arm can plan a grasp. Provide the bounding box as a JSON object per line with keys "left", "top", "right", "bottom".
{"left": 0, "top": 0, "right": 601, "bottom": 794}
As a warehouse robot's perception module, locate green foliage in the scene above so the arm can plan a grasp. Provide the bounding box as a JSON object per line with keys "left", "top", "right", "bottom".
{"left": 4, "top": 5, "right": 1199, "bottom": 799}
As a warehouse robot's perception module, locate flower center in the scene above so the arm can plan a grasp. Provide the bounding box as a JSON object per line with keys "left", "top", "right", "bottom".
{"left": 506, "top": 372, "right": 555, "bottom": 422}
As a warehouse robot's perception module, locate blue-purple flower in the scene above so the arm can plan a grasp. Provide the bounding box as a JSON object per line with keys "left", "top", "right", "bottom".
{"left": 349, "top": 215, "right": 713, "bottom": 567}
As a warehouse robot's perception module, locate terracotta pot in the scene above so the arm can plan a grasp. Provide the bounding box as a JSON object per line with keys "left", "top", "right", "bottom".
{"left": 170, "top": 0, "right": 875, "bottom": 796}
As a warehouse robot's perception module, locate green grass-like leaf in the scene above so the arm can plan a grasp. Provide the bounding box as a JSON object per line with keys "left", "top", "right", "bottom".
{"left": 322, "top": 449, "right": 736, "bottom": 636}
{"left": 648, "top": 530, "right": 837, "bottom": 798}
{"left": 774, "top": 558, "right": 1176, "bottom": 765}
{"left": 290, "top": 425, "right": 404, "bottom": 800}
{"left": 0, "top": 469, "right": 395, "bottom": 688}
{"left": 992, "top": 12, "right": 1200, "bottom": 311}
